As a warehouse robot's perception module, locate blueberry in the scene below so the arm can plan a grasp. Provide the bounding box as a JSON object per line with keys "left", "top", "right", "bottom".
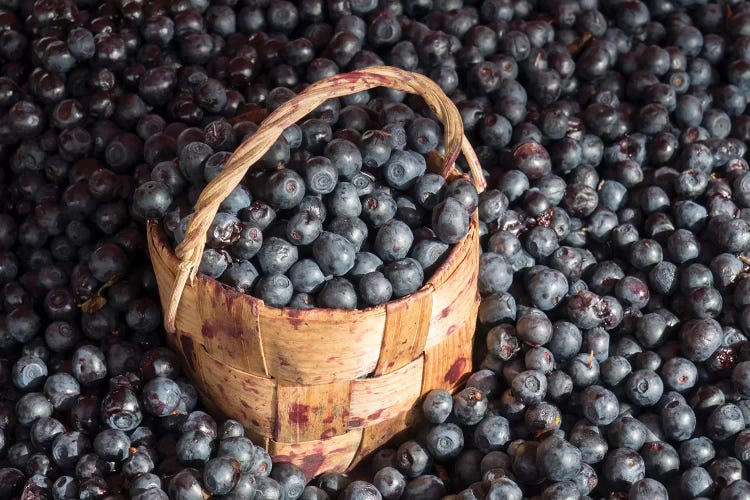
{"left": 264, "top": 463, "right": 303, "bottom": 500}
{"left": 525, "top": 266, "right": 568, "bottom": 311}
{"left": 395, "top": 440, "right": 431, "bottom": 479}
{"left": 679, "top": 466, "right": 714, "bottom": 498}
{"left": 372, "top": 467, "right": 405, "bottom": 500}
{"left": 516, "top": 310, "right": 553, "bottom": 347}
{"left": 477, "top": 253, "right": 513, "bottom": 295}
{"left": 432, "top": 197, "right": 471, "bottom": 244}
{"left": 625, "top": 369, "right": 664, "bottom": 407}
{"left": 132, "top": 181, "right": 173, "bottom": 220}
{"left": 542, "top": 369, "right": 572, "bottom": 403}
{"left": 511, "top": 370, "right": 547, "bottom": 405}
{"left": 706, "top": 404, "right": 745, "bottom": 442}
{"left": 72, "top": 345, "right": 107, "bottom": 386}
{"left": 361, "top": 191, "right": 397, "bottom": 228}
{"left": 203, "top": 151, "right": 231, "bottom": 183}
{"left": 603, "top": 448, "right": 646, "bottom": 491}
{"left": 207, "top": 213, "right": 242, "bottom": 248}
{"left": 443, "top": 178, "right": 477, "bottom": 213}
{"left": 679, "top": 437, "right": 716, "bottom": 467}
{"left": 485, "top": 477, "right": 522, "bottom": 500}
{"left": 12, "top": 355, "right": 47, "bottom": 391}
{"left": 422, "top": 389, "right": 453, "bottom": 424}
{"left": 360, "top": 129, "right": 393, "bottom": 168}
{"left": 383, "top": 150, "right": 427, "bottom": 191}
{"left": 318, "top": 277, "right": 357, "bottom": 310}
{"left": 568, "top": 422, "right": 608, "bottom": 465}
{"left": 322, "top": 139, "right": 362, "bottom": 181}
{"left": 230, "top": 224, "right": 263, "bottom": 260}
{"left": 348, "top": 252, "right": 384, "bottom": 283}
{"left": 473, "top": 414, "right": 510, "bottom": 454}
{"left": 303, "top": 156, "right": 338, "bottom": 196}
{"left": 257, "top": 237, "right": 299, "bottom": 275}
{"left": 28, "top": 416, "right": 65, "bottom": 455}
{"left": 265, "top": 169, "right": 306, "bottom": 210}
{"left": 358, "top": 272, "right": 392, "bottom": 307}
{"left": 168, "top": 469, "right": 205, "bottom": 499}
{"left": 660, "top": 400, "right": 696, "bottom": 442}
{"left": 285, "top": 211, "right": 323, "bottom": 246}
{"left": 101, "top": 388, "right": 142, "bottom": 432}
{"left": 452, "top": 387, "right": 488, "bottom": 426}
{"left": 546, "top": 321, "right": 582, "bottom": 362}
{"left": 403, "top": 118, "right": 439, "bottom": 154}
{"left": 341, "top": 480, "right": 382, "bottom": 500}
{"left": 719, "top": 479, "right": 750, "bottom": 499}
{"left": 679, "top": 318, "right": 724, "bottom": 361}
{"left": 382, "top": 258, "right": 423, "bottom": 298}
{"left": 628, "top": 478, "right": 668, "bottom": 500}
{"left": 640, "top": 441, "right": 680, "bottom": 480}
{"left": 581, "top": 385, "right": 620, "bottom": 425}
{"left": 255, "top": 275, "right": 294, "bottom": 308}
{"left": 176, "top": 430, "right": 214, "bottom": 468}
{"left": 130, "top": 473, "right": 163, "bottom": 497}
{"left": 412, "top": 174, "right": 446, "bottom": 211}
{"left": 181, "top": 411, "right": 218, "bottom": 440}
{"left": 732, "top": 361, "right": 750, "bottom": 397}
{"left": 425, "top": 423, "right": 464, "bottom": 461}
{"left": 92, "top": 429, "right": 130, "bottom": 463}
{"left": 43, "top": 372, "right": 79, "bottom": 411}
{"left": 142, "top": 376, "right": 181, "bottom": 417}
{"left": 374, "top": 220, "right": 413, "bottom": 262}
{"left": 313, "top": 232, "right": 356, "bottom": 276}
{"left": 524, "top": 346, "right": 555, "bottom": 374}
{"left": 614, "top": 275, "right": 650, "bottom": 310}
{"left": 535, "top": 435, "right": 582, "bottom": 482}
{"left": 287, "top": 259, "right": 326, "bottom": 294}
{"left": 203, "top": 457, "right": 241, "bottom": 496}
{"left": 220, "top": 260, "right": 259, "bottom": 294}
{"left": 478, "top": 292, "right": 517, "bottom": 325}
{"left": 298, "top": 196, "right": 327, "bottom": 222}
{"left": 51, "top": 431, "right": 91, "bottom": 470}
{"left": 300, "top": 485, "right": 327, "bottom": 500}
{"left": 214, "top": 437, "right": 255, "bottom": 474}
{"left": 410, "top": 239, "right": 450, "bottom": 276}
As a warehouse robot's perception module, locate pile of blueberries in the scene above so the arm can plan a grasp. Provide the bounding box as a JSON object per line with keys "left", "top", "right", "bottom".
{"left": 5, "top": 0, "right": 750, "bottom": 498}
{"left": 135, "top": 105, "right": 481, "bottom": 309}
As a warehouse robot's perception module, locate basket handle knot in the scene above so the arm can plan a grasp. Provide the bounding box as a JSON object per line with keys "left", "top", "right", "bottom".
{"left": 164, "top": 66, "right": 487, "bottom": 333}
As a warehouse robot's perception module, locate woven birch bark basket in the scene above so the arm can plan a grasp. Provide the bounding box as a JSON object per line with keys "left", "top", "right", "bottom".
{"left": 146, "top": 66, "right": 487, "bottom": 479}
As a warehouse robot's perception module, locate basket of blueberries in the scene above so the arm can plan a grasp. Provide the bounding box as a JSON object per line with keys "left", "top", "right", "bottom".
{"left": 141, "top": 66, "right": 488, "bottom": 478}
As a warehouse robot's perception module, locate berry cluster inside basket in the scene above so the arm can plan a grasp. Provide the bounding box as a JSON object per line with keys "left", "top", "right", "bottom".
{"left": 137, "top": 69, "right": 488, "bottom": 313}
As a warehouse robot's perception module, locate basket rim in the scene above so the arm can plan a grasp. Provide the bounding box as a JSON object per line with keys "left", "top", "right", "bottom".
{"left": 147, "top": 211, "right": 479, "bottom": 320}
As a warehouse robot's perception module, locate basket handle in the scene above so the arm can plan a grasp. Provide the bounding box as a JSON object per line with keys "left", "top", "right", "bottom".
{"left": 166, "top": 66, "right": 487, "bottom": 332}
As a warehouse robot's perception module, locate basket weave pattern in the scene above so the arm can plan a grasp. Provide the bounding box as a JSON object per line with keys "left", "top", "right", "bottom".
{"left": 147, "top": 66, "right": 486, "bottom": 478}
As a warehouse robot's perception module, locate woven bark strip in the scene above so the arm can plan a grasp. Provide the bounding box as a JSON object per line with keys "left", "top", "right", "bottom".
{"left": 198, "top": 345, "right": 277, "bottom": 437}
{"left": 348, "top": 408, "right": 422, "bottom": 470}
{"left": 348, "top": 357, "right": 425, "bottom": 428}
{"left": 422, "top": 318, "right": 478, "bottom": 396}
{"left": 258, "top": 308, "right": 385, "bottom": 385}
{"left": 374, "top": 290, "right": 433, "bottom": 375}
{"left": 268, "top": 430, "right": 364, "bottom": 479}
{"left": 146, "top": 66, "right": 486, "bottom": 479}
{"left": 423, "top": 217, "right": 482, "bottom": 351}
{"left": 274, "top": 381, "right": 352, "bottom": 442}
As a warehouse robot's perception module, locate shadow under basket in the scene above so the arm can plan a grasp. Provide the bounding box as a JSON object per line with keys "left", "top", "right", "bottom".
{"left": 146, "top": 66, "right": 485, "bottom": 480}
{"left": 147, "top": 219, "right": 480, "bottom": 479}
